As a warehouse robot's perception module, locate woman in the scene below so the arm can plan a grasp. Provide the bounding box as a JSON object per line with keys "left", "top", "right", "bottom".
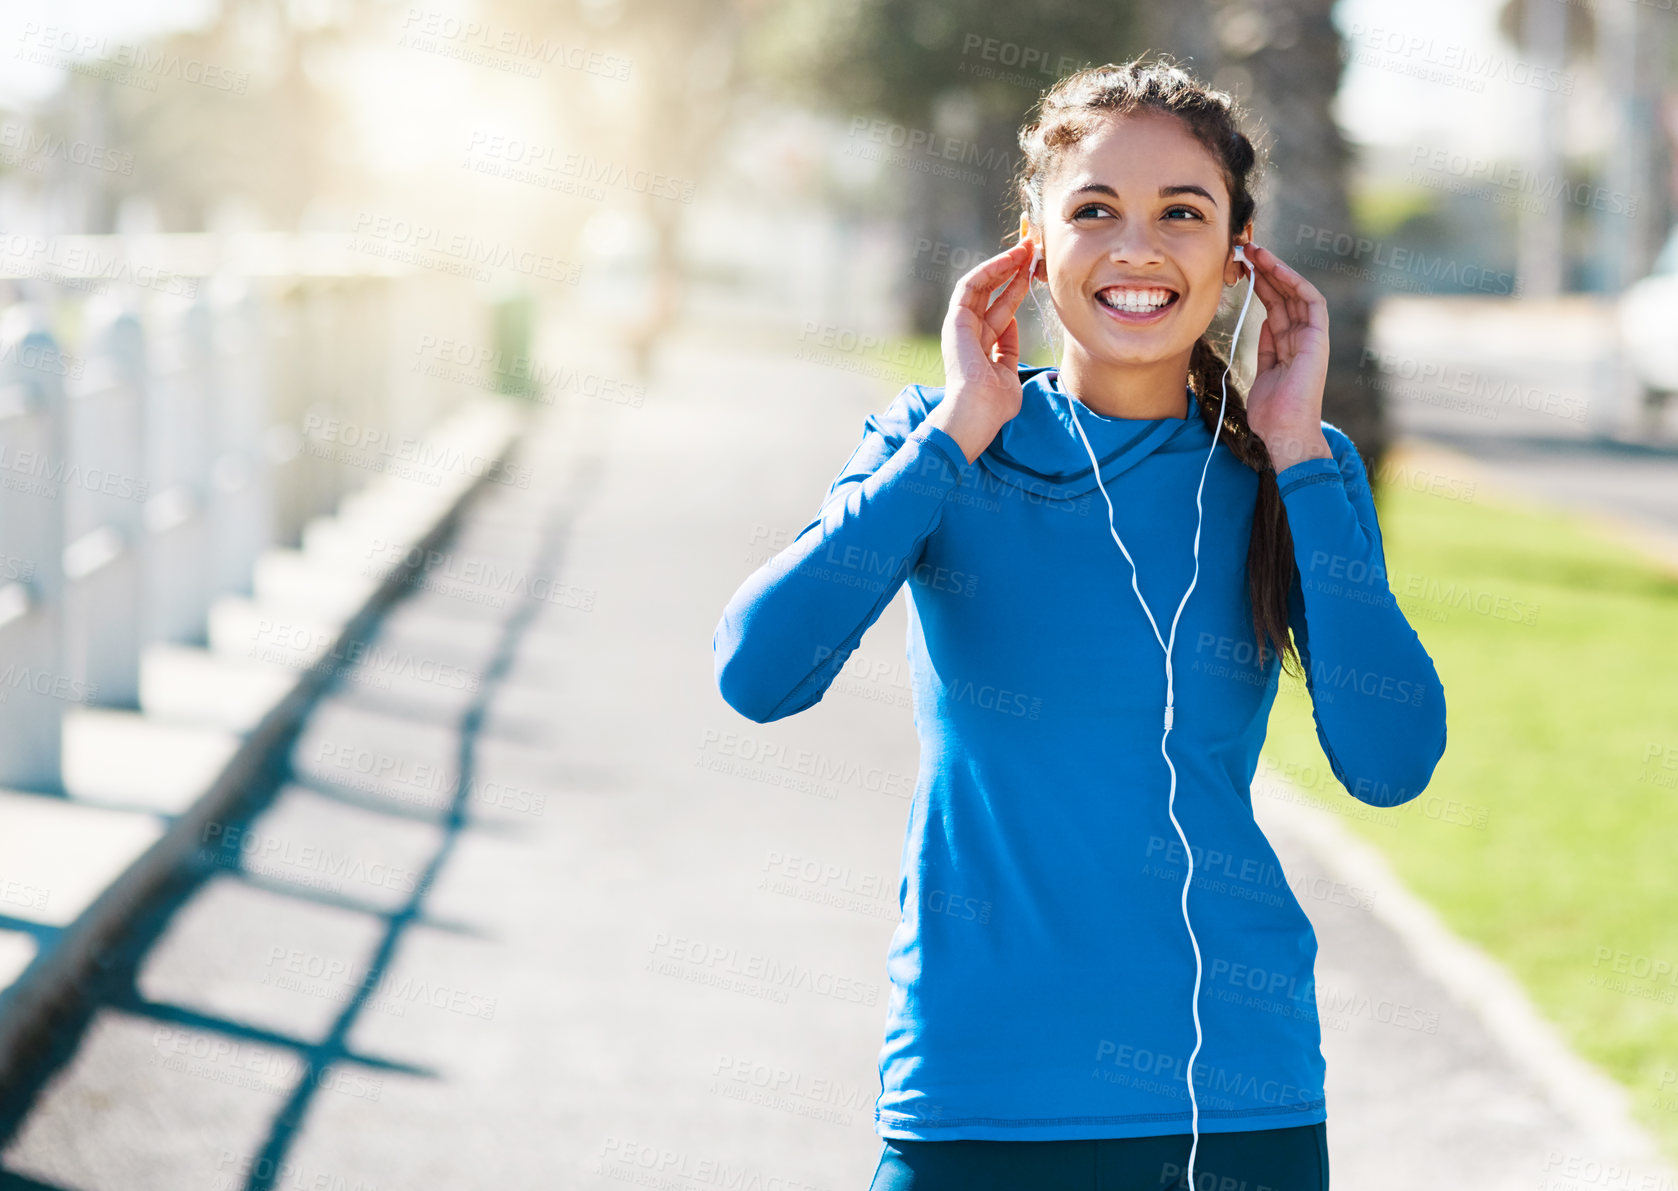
{"left": 712, "top": 58, "right": 1446, "bottom": 1191}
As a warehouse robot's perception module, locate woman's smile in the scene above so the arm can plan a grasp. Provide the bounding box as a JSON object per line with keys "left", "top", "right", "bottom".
{"left": 1092, "top": 283, "right": 1182, "bottom": 324}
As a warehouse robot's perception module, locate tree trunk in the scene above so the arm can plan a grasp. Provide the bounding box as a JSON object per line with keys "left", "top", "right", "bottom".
{"left": 1235, "top": 0, "right": 1389, "bottom": 472}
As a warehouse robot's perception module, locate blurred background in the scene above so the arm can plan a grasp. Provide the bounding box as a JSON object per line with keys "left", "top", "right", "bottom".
{"left": 0, "top": 0, "right": 1674, "bottom": 1188}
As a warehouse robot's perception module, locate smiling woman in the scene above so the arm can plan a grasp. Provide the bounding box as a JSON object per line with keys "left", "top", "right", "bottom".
{"left": 714, "top": 55, "right": 1447, "bottom": 1191}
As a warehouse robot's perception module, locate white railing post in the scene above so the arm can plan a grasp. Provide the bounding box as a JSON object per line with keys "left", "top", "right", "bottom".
{"left": 0, "top": 303, "right": 69, "bottom": 791}
{"left": 141, "top": 291, "right": 214, "bottom": 645}
{"left": 61, "top": 295, "right": 146, "bottom": 707}
{"left": 204, "top": 275, "right": 272, "bottom": 598}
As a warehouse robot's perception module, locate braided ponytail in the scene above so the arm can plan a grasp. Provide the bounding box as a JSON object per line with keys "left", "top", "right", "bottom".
{"left": 1187, "top": 336, "right": 1299, "bottom": 677}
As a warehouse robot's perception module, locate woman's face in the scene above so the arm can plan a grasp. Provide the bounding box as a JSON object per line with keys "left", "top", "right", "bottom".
{"left": 1034, "top": 109, "right": 1247, "bottom": 369}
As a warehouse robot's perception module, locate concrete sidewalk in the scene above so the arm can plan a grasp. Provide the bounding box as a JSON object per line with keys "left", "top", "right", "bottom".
{"left": 0, "top": 324, "right": 1669, "bottom": 1190}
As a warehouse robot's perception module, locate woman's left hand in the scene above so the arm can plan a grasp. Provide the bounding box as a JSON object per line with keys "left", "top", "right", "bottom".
{"left": 1243, "top": 244, "right": 1333, "bottom": 472}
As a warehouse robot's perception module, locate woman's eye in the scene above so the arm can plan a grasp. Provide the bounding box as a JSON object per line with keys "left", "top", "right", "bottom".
{"left": 1164, "top": 205, "right": 1206, "bottom": 221}
{"left": 1072, "top": 204, "right": 1110, "bottom": 220}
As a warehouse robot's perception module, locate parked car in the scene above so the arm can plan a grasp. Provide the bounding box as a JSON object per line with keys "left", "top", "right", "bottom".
{"left": 1617, "top": 224, "right": 1678, "bottom": 434}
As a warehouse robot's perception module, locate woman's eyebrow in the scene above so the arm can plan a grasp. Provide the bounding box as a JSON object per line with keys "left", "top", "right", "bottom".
{"left": 1066, "top": 182, "right": 1219, "bottom": 206}
{"left": 1161, "top": 183, "right": 1218, "bottom": 205}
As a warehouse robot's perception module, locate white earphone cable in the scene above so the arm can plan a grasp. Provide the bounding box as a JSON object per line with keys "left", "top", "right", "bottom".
{"left": 1026, "top": 245, "right": 1257, "bottom": 1190}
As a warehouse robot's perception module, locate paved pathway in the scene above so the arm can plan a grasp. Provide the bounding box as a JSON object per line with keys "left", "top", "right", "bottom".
{"left": 0, "top": 320, "right": 1668, "bottom": 1190}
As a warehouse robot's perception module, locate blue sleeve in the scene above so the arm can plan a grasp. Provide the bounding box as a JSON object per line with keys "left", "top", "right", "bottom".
{"left": 713, "top": 384, "right": 974, "bottom": 724}
{"left": 1277, "top": 423, "right": 1448, "bottom": 807}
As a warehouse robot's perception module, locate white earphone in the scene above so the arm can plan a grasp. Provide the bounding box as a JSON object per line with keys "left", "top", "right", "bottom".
{"left": 1025, "top": 232, "right": 1258, "bottom": 1189}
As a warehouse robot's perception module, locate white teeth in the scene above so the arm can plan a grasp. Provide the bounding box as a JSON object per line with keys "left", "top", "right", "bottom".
{"left": 1098, "top": 287, "right": 1173, "bottom": 312}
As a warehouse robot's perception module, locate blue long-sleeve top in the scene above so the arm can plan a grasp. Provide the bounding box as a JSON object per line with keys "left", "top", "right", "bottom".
{"left": 712, "top": 364, "right": 1447, "bottom": 1141}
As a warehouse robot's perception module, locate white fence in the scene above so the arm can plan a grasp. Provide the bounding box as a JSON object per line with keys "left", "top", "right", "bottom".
{"left": 0, "top": 234, "right": 531, "bottom": 797}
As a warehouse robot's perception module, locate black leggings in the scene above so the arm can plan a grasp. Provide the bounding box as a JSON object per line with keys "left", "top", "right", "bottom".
{"left": 868, "top": 1121, "right": 1328, "bottom": 1191}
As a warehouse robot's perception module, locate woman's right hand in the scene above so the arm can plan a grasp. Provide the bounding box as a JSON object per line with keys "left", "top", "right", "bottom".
{"left": 926, "top": 236, "right": 1037, "bottom": 465}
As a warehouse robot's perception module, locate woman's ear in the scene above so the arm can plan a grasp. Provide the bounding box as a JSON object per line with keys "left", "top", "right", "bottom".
{"left": 1226, "top": 221, "right": 1255, "bottom": 286}
{"left": 1226, "top": 240, "right": 1251, "bottom": 287}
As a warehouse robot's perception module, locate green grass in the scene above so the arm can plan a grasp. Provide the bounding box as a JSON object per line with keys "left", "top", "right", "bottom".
{"left": 1262, "top": 469, "right": 1678, "bottom": 1162}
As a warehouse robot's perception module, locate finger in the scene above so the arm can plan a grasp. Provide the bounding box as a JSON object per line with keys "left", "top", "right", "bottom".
{"left": 981, "top": 245, "right": 1035, "bottom": 340}
{"left": 1251, "top": 269, "right": 1294, "bottom": 340}
{"left": 951, "top": 242, "right": 1033, "bottom": 321}
{"left": 1248, "top": 265, "right": 1314, "bottom": 346}
{"left": 943, "top": 308, "right": 1000, "bottom": 387}
{"left": 1255, "top": 314, "right": 1277, "bottom": 376}
{"left": 1249, "top": 246, "right": 1327, "bottom": 332}
{"left": 994, "top": 315, "right": 1020, "bottom": 370}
